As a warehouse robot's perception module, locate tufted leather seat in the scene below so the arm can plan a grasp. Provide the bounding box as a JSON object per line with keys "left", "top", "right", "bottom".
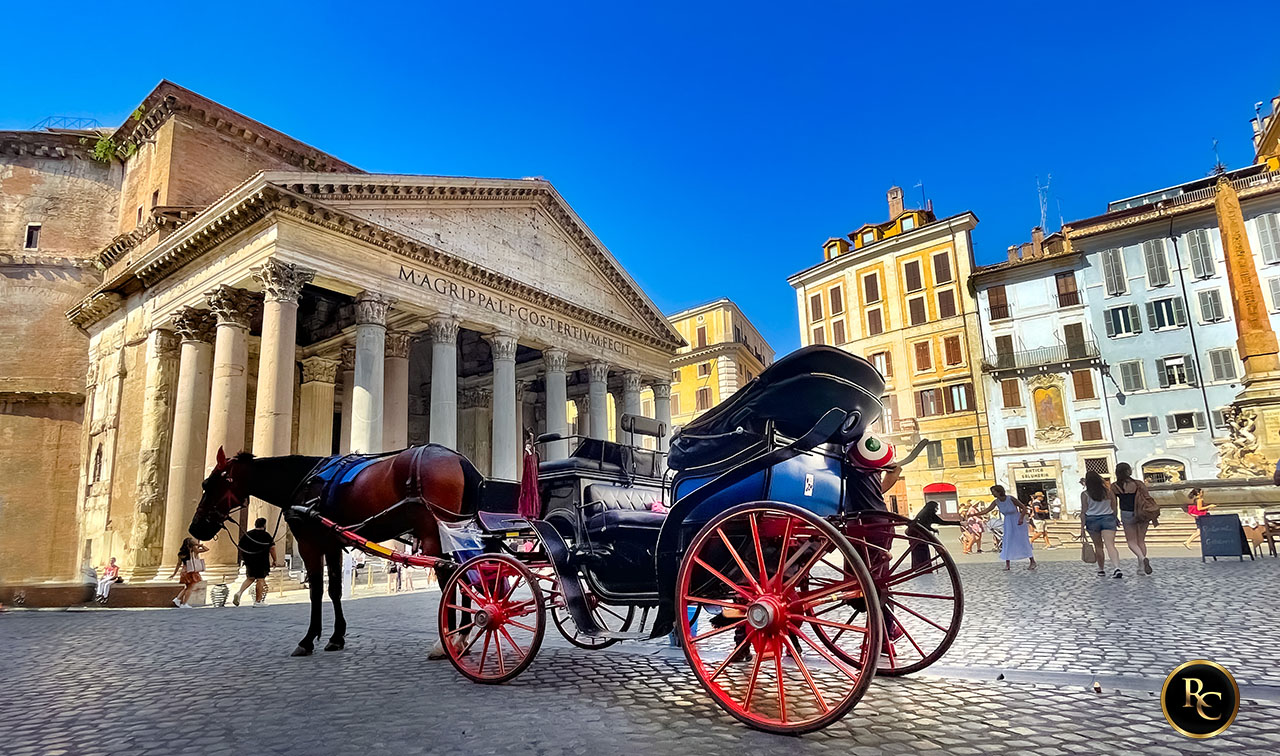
{"left": 582, "top": 484, "right": 666, "bottom": 535}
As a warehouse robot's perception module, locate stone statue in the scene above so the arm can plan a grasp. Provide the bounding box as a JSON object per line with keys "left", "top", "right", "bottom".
{"left": 1214, "top": 405, "right": 1271, "bottom": 479}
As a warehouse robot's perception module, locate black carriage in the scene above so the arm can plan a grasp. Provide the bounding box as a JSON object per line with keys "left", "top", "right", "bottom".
{"left": 433, "top": 346, "right": 964, "bottom": 734}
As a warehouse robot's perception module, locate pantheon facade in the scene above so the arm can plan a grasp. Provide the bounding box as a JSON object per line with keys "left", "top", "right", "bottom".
{"left": 1, "top": 82, "right": 682, "bottom": 590}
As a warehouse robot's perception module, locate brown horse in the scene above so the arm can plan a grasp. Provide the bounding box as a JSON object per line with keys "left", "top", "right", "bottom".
{"left": 189, "top": 445, "right": 483, "bottom": 656}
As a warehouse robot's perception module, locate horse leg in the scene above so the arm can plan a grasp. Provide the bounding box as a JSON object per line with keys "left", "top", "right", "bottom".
{"left": 325, "top": 547, "right": 347, "bottom": 651}
{"left": 293, "top": 537, "right": 325, "bottom": 657}
{"left": 428, "top": 562, "right": 461, "bottom": 660}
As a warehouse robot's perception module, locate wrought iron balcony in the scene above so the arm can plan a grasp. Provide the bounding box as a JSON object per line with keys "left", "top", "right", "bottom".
{"left": 981, "top": 341, "right": 1101, "bottom": 373}
{"left": 989, "top": 303, "right": 1013, "bottom": 321}
{"left": 1055, "top": 290, "right": 1082, "bottom": 308}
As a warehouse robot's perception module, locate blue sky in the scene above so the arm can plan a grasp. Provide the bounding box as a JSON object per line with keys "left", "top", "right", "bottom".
{"left": 4, "top": 2, "right": 1277, "bottom": 354}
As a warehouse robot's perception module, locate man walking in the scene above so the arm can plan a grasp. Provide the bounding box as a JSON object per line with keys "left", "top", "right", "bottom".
{"left": 1030, "top": 493, "right": 1053, "bottom": 549}
{"left": 233, "top": 518, "right": 278, "bottom": 607}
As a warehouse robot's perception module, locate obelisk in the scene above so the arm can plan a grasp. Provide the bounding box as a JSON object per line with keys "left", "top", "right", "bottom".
{"left": 1214, "top": 175, "right": 1280, "bottom": 466}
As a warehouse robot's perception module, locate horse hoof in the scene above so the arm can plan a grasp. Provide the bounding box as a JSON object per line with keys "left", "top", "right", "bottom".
{"left": 291, "top": 645, "right": 313, "bottom": 657}
{"left": 324, "top": 641, "right": 344, "bottom": 652}
{"left": 428, "top": 640, "right": 447, "bottom": 660}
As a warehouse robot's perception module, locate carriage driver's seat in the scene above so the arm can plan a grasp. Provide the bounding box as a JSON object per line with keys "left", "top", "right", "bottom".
{"left": 581, "top": 484, "right": 666, "bottom": 537}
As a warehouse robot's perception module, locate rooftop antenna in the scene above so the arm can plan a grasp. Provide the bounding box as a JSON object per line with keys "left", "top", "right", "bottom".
{"left": 1056, "top": 198, "right": 1065, "bottom": 229}
{"left": 1036, "top": 174, "right": 1052, "bottom": 231}
{"left": 913, "top": 181, "right": 929, "bottom": 212}
{"left": 1211, "top": 139, "right": 1227, "bottom": 176}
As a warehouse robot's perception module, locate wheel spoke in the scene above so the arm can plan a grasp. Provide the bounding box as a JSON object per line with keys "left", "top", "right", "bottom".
{"left": 717, "top": 528, "right": 762, "bottom": 592}
{"left": 800, "top": 614, "right": 870, "bottom": 635}
{"left": 792, "top": 627, "right": 862, "bottom": 681}
{"left": 781, "top": 634, "right": 828, "bottom": 714}
{"left": 782, "top": 537, "right": 833, "bottom": 592}
{"left": 693, "top": 557, "right": 756, "bottom": 601}
{"left": 597, "top": 604, "right": 629, "bottom": 624}
{"left": 885, "top": 590, "right": 955, "bottom": 601}
{"left": 883, "top": 558, "right": 945, "bottom": 589}
{"left": 457, "top": 580, "right": 486, "bottom": 606}
{"left": 795, "top": 577, "right": 865, "bottom": 608}
{"left": 709, "top": 629, "right": 757, "bottom": 682}
{"left": 684, "top": 596, "right": 748, "bottom": 611}
{"left": 507, "top": 619, "right": 537, "bottom": 633}
{"left": 893, "top": 617, "right": 928, "bottom": 659}
{"left": 740, "top": 641, "right": 766, "bottom": 712}
{"left": 478, "top": 631, "right": 492, "bottom": 675}
{"left": 774, "top": 638, "right": 787, "bottom": 723}
{"left": 496, "top": 630, "right": 507, "bottom": 676}
{"left": 749, "top": 513, "right": 770, "bottom": 588}
{"left": 444, "top": 603, "right": 479, "bottom": 614}
{"left": 886, "top": 598, "right": 951, "bottom": 633}
{"left": 444, "top": 621, "right": 476, "bottom": 639}
{"left": 774, "top": 515, "right": 794, "bottom": 591}
{"left": 689, "top": 618, "right": 745, "bottom": 645}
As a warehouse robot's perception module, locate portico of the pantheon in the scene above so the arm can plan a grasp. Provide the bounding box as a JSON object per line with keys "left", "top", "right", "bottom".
{"left": 69, "top": 172, "right": 683, "bottom": 580}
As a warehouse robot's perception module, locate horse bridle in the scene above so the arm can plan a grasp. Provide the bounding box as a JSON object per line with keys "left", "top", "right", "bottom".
{"left": 207, "top": 471, "right": 283, "bottom": 556}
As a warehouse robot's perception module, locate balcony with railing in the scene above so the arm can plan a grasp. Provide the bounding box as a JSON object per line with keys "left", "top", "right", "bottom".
{"left": 981, "top": 340, "right": 1102, "bottom": 373}
{"left": 989, "top": 303, "right": 1013, "bottom": 321}
{"left": 1055, "top": 290, "right": 1082, "bottom": 308}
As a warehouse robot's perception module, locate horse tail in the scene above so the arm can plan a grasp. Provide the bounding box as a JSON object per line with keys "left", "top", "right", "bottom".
{"left": 457, "top": 451, "right": 485, "bottom": 516}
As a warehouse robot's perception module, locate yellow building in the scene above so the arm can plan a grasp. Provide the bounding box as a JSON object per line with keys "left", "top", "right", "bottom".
{"left": 1253, "top": 92, "right": 1280, "bottom": 165}
{"left": 787, "top": 187, "right": 993, "bottom": 516}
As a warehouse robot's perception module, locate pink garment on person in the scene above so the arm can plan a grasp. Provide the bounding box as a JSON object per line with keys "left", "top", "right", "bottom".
{"left": 517, "top": 447, "right": 541, "bottom": 518}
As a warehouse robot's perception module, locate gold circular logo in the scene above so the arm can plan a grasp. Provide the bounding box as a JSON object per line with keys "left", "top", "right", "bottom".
{"left": 1160, "top": 660, "right": 1240, "bottom": 738}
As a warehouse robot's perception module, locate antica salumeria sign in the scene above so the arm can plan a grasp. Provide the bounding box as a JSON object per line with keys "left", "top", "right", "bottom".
{"left": 397, "top": 264, "right": 633, "bottom": 357}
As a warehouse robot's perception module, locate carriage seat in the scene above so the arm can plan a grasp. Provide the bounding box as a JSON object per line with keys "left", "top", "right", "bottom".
{"left": 581, "top": 484, "right": 666, "bottom": 535}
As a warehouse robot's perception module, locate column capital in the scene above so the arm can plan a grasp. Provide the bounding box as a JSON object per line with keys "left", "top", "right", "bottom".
{"left": 386, "top": 330, "right": 414, "bottom": 359}
{"left": 354, "top": 291, "right": 396, "bottom": 325}
{"left": 428, "top": 316, "right": 460, "bottom": 344}
{"left": 172, "top": 308, "right": 216, "bottom": 344}
{"left": 542, "top": 347, "right": 568, "bottom": 374}
{"left": 340, "top": 344, "right": 356, "bottom": 371}
{"left": 651, "top": 381, "right": 672, "bottom": 400}
{"left": 150, "top": 327, "right": 181, "bottom": 358}
{"left": 460, "top": 387, "right": 493, "bottom": 410}
{"left": 488, "top": 332, "right": 518, "bottom": 362}
{"left": 516, "top": 380, "right": 530, "bottom": 403}
{"left": 301, "top": 356, "right": 340, "bottom": 385}
{"left": 622, "top": 371, "right": 643, "bottom": 393}
{"left": 205, "top": 285, "right": 260, "bottom": 328}
{"left": 587, "top": 361, "right": 611, "bottom": 383}
{"left": 252, "top": 259, "right": 315, "bottom": 303}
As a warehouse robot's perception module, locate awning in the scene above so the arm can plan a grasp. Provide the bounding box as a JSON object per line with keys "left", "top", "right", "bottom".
{"left": 922, "top": 483, "right": 957, "bottom": 495}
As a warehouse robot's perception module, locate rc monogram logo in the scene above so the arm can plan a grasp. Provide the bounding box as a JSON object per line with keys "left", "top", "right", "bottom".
{"left": 1160, "top": 660, "right": 1240, "bottom": 738}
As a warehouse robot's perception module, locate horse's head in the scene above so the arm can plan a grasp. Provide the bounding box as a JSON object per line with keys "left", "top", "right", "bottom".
{"left": 189, "top": 447, "right": 252, "bottom": 540}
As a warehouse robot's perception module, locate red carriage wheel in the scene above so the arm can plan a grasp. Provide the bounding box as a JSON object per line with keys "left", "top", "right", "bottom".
{"left": 819, "top": 511, "right": 962, "bottom": 676}
{"left": 550, "top": 590, "right": 636, "bottom": 650}
{"left": 437, "top": 554, "right": 545, "bottom": 684}
{"left": 676, "top": 502, "right": 883, "bottom": 735}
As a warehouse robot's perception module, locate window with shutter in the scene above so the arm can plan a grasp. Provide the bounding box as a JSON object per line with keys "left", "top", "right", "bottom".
{"left": 1184, "top": 353, "right": 1198, "bottom": 386}
{"left": 1208, "top": 348, "right": 1236, "bottom": 382}
{"left": 933, "top": 252, "right": 952, "bottom": 284}
{"left": 1055, "top": 271, "right": 1081, "bottom": 306}
{"left": 947, "top": 383, "right": 972, "bottom": 412}
{"left": 1105, "top": 306, "right": 1139, "bottom": 337}
{"left": 908, "top": 296, "right": 927, "bottom": 325}
{"left": 672, "top": 368, "right": 681, "bottom": 383}
{"left": 904, "top": 261, "right": 923, "bottom": 292}
{"left": 1188, "top": 229, "right": 1215, "bottom": 278}
{"left": 1128, "top": 304, "right": 1142, "bottom": 333}
{"left": 670, "top": 394, "right": 680, "bottom": 415}
{"left": 937, "top": 289, "right": 957, "bottom": 318}
{"left": 994, "top": 335, "right": 1014, "bottom": 368}
{"left": 944, "top": 335, "right": 962, "bottom": 365}
{"left": 1072, "top": 369, "right": 1096, "bottom": 400}
{"left": 1143, "top": 239, "right": 1170, "bottom": 286}
{"left": 696, "top": 387, "right": 711, "bottom": 411}
{"left": 811, "top": 326, "right": 824, "bottom": 345}
{"left": 864, "top": 273, "right": 881, "bottom": 303}
{"left": 1198, "top": 289, "right": 1224, "bottom": 322}
{"left": 915, "top": 389, "right": 942, "bottom": 417}
{"left": 1001, "top": 379, "right": 1021, "bottom": 408}
{"left": 809, "top": 294, "right": 823, "bottom": 322}
{"left": 1270, "top": 278, "right": 1280, "bottom": 311}
{"left": 1118, "top": 361, "right": 1144, "bottom": 392}
{"left": 957, "top": 437, "right": 976, "bottom": 466}
{"left": 867, "top": 308, "right": 884, "bottom": 335}
{"left": 698, "top": 361, "right": 711, "bottom": 377}
{"left": 1259, "top": 213, "right": 1280, "bottom": 264}
{"left": 1170, "top": 412, "right": 1197, "bottom": 432}
{"left": 1156, "top": 357, "right": 1169, "bottom": 388}
{"left": 870, "top": 351, "right": 892, "bottom": 377}
{"left": 926, "top": 441, "right": 944, "bottom": 468}
{"left": 1122, "top": 417, "right": 1133, "bottom": 436}
{"left": 697, "top": 326, "right": 707, "bottom": 348}
{"left": 914, "top": 341, "right": 932, "bottom": 371}
{"left": 829, "top": 286, "right": 844, "bottom": 315}
{"left": 1007, "top": 428, "right": 1028, "bottom": 448}
{"left": 988, "top": 285, "right": 1010, "bottom": 320}
{"left": 1211, "top": 409, "right": 1227, "bottom": 429}
{"left": 1080, "top": 420, "right": 1103, "bottom": 441}
{"left": 1172, "top": 297, "right": 1187, "bottom": 326}
{"left": 832, "top": 320, "right": 847, "bottom": 345}
{"left": 1101, "top": 248, "right": 1127, "bottom": 295}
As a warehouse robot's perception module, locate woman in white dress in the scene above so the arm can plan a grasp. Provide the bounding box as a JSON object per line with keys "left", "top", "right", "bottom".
{"left": 973, "top": 485, "right": 1037, "bottom": 571}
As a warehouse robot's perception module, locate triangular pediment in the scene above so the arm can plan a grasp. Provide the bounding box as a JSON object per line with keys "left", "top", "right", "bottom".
{"left": 265, "top": 173, "right": 681, "bottom": 347}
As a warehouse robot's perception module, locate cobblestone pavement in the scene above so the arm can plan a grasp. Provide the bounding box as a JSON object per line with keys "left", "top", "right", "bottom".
{"left": 2, "top": 557, "right": 1277, "bottom": 755}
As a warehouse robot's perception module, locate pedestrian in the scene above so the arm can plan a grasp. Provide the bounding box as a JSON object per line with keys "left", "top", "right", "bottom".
{"left": 169, "top": 537, "right": 207, "bottom": 608}
{"left": 1030, "top": 493, "right": 1053, "bottom": 549}
{"left": 232, "top": 517, "right": 278, "bottom": 607}
{"left": 972, "top": 485, "right": 1037, "bottom": 571}
{"left": 401, "top": 542, "right": 417, "bottom": 592}
{"left": 95, "top": 556, "right": 120, "bottom": 604}
{"left": 1182, "top": 488, "right": 1216, "bottom": 549}
{"left": 1049, "top": 492, "right": 1062, "bottom": 520}
{"left": 341, "top": 548, "right": 356, "bottom": 599}
{"left": 1112, "top": 462, "right": 1155, "bottom": 575}
{"left": 961, "top": 504, "right": 985, "bottom": 554}
{"left": 386, "top": 556, "right": 400, "bottom": 594}
{"left": 1080, "top": 471, "right": 1123, "bottom": 578}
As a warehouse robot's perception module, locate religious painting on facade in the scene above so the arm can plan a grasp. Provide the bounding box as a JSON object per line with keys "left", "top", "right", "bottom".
{"left": 1032, "top": 384, "right": 1066, "bottom": 430}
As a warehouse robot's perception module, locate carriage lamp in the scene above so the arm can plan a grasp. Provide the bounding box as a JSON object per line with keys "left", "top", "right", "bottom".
{"left": 847, "top": 433, "right": 896, "bottom": 469}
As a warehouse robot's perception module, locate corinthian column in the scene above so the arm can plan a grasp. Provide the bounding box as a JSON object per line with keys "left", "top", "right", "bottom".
{"left": 587, "top": 361, "right": 610, "bottom": 441}
{"left": 489, "top": 333, "right": 518, "bottom": 480}
{"left": 429, "top": 316, "right": 460, "bottom": 449}
{"left": 338, "top": 345, "right": 355, "bottom": 454}
{"left": 300, "top": 357, "right": 339, "bottom": 456}
{"left": 383, "top": 331, "right": 412, "bottom": 451}
{"left": 161, "top": 309, "right": 216, "bottom": 573}
{"left": 652, "top": 381, "right": 673, "bottom": 454}
{"left": 542, "top": 348, "right": 569, "bottom": 460}
{"left": 621, "top": 371, "right": 643, "bottom": 447}
{"left": 124, "top": 327, "right": 180, "bottom": 578}
{"left": 250, "top": 260, "right": 314, "bottom": 524}
{"left": 204, "top": 285, "right": 259, "bottom": 580}
{"left": 351, "top": 292, "right": 394, "bottom": 453}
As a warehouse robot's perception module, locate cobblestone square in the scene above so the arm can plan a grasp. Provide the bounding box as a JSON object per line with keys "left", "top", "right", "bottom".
{"left": 2, "top": 557, "right": 1277, "bottom": 755}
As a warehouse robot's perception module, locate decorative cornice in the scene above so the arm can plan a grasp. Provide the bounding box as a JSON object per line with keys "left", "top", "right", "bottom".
{"left": 488, "top": 333, "right": 518, "bottom": 362}
{"left": 340, "top": 344, "right": 356, "bottom": 372}
{"left": 253, "top": 259, "right": 314, "bottom": 302}
{"left": 428, "top": 316, "right": 460, "bottom": 344}
{"left": 0, "top": 390, "right": 85, "bottom": 406}
{"left": 0, "top": 252, "right": 96, "bottom": 270}
{"left": 67, "top": 292, "right": 123, "bottom": 329}
{"left": 386, "top": 331, "right": 414, "bottom": 359}
{"left": 206, "top": 285, "right": 260, "bottom": 328}
{"left": 354, "top": 291, "right": 394, "bottom": 325}
{"left": 301, "top": 356, "right": 340, "bottom": 384}
{"left": 172, "top": 308, "right": 216, "bottom": 344}
{"left": 542, "top": 347, "right": 568, "bottom": 374}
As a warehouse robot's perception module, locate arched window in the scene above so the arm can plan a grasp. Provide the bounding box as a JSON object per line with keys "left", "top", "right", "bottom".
{"left": 92, "top": 445, "right": 103, "bottom": 483}
{"left": 1141, "top": 459, "right": 1186, "bottom": 484}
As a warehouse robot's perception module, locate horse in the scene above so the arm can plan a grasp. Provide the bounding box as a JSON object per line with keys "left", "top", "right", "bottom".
{"left": 189, "top": 445, "right": 484, "bottom": 656}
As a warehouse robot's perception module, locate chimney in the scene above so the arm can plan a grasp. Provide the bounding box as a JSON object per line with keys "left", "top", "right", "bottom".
{"left": 887, "top": 186, "right": 904, "bottom": 218}
{"left": 1007, "top": 245, "right": 1020, "bottom": 262}
{"left": 1031, "top": 226, "right": 1045, "bottom": 258}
